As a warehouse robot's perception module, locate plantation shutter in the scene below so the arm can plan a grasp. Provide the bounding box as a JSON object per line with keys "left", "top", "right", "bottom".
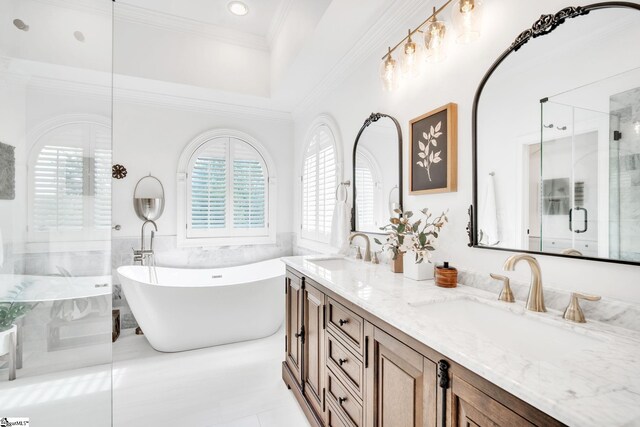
{"left": 191, "top": 141, "right": 227, "bottom": 229}
{"left": 233, "top": 140, "right": 266, "bottom": 228}
{"left": 32, "top": 123, "right": 111, "bottom": 235}
{"left": 301, "top": 125, "right": 337, "bottom": 242}
{"left": 188, "top": 136, "right": 268, "bottom": 237}
{"left": 93, "top": 127, "right": 112, "bottom": 230}
{"left": 355, "top": 154, "right": 375, "bottom": 230}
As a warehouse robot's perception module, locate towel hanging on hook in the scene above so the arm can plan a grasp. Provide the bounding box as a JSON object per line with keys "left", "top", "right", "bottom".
{"left": 335, "top": 181, "right": 351, "bottom": 202}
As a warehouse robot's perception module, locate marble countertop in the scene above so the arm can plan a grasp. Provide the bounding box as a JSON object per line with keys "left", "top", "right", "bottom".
{"left": 282, "top": 255, "right": 640, "bottom": 427}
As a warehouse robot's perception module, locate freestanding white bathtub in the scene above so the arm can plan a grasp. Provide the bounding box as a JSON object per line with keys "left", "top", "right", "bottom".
{"left": 116, "top": 259, "right": 285, "bottom": 352}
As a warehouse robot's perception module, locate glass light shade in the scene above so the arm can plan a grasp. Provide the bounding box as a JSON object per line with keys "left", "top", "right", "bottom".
{"left": 401, "top": 34, "right": 423, "bottom": 78}
{"left": 424, "top": 18, "right": 448, "bottom": 63}
{"left": 452, "top": 0, "right": 483, "bottom": 44}
{"left": 379, "top": 53, "right": 400, "bottom": 91}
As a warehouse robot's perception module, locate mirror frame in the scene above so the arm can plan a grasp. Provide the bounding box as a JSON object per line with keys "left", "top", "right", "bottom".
{"left": 351, "top": 112, "right": 403, "bottom": 234}
{"left": 470, "top": 2, "right": 640, "bottom": 266}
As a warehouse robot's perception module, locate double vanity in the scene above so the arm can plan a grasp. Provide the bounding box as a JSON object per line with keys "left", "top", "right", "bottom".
{"left": 281, "top": 255, "right": 640, "bottom": 427}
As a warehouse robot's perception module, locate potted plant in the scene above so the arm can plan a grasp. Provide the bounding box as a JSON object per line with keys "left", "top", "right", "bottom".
{"left": 402, "top": 209, "right": 448, "bottom": 281}
{"left": 0, "top": 284, "right": 36, "bottom": 372}
{"left": 374, "top": 212, "right": 408, "bottom": 273}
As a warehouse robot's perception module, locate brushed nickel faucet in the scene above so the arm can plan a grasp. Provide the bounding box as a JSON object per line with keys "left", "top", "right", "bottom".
{"left": 563, "top": 292, "right": 601, "bottom": 323}
{"left": 561, "top": 248, "right": 583, "bottom": 256}
{"left": 134, "top": 219, "right": 158, "bottom": 265}
{"left": 503, "top": 254, "right": 546, "bottom": 312}
{"left": 349, "top": 233, "right": 371, "bottom": 262}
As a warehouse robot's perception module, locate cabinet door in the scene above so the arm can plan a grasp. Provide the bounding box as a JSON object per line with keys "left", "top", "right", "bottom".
{"left": 285, "top": 273, "right": 303, "bottom": 386}
{"left": 365, "top": 324, "right": 437, "bottom": 427}
{"left": 451, "top": 376, "right": 534, "bottom": 427}
{"left": 304, "top": 282, "right": 325, "bottom": 418}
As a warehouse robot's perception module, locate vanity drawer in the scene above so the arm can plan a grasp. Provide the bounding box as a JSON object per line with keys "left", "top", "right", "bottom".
{"left": 326, "top": 368, "right": 363, "bottom": 427}
{"left": 326, "top": 400, "right": 351, "bottom": 427}
{"left": 327, "top": 298, "right": 364, "bottom": 355}
{"left": 326, "top": 332, "right": 364, "bottom": 400}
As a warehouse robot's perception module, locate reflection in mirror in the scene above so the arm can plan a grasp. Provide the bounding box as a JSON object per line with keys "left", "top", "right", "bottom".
{"left": 352, "top": 113, "right": 402, "bottom": 234}
{"left": 475, "top": 5, "right": 640, "bottom": 264}
{"left": 133, "top": 175, "right": 165, "bottom": 221}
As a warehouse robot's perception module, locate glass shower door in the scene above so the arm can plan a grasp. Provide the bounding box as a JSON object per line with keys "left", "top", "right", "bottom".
{"left": 541, "top": 102, "right": 610, "bottom": 258}
{"left": 0, "top": 0, "right": 113, "bottom": 425}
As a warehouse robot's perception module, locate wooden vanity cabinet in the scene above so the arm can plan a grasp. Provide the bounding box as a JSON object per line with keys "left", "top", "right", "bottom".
{"left": 283, "top": 268, "right": 565, "bottom": 427}
{"left": 304, "top": 282, "right": 326, "bottom": 419}
{"left": 284, "top": 273, "right": 303, "bottom": 386}
{"left": 365, "top": 324, "right": 438, "bottom": 427}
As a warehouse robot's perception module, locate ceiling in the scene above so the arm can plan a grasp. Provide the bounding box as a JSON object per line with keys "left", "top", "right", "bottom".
{"left": 119, "top": 0, "right": 289, "bottom": 38}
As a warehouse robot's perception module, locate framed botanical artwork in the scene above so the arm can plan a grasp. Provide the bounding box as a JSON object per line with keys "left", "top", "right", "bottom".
{"left": 409, "top": 103, "right": 457, "bottom": 194}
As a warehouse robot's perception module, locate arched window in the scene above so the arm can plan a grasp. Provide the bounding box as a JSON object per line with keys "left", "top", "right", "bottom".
{"left": 28, "top": 118, "right": 111, "bottom": 242}
{"left": 355, "top": 149, "right": 383, "bottom": 231}
{"left": 301, "top": 119, "right": 340, "bottom": 243}
{"left": 178, "top": 130, "right": 276, "bottom": 246}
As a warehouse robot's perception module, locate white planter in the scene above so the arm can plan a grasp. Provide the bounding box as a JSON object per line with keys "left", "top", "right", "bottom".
{"left": 403, "top": 256, "right": 434, "bottom": 281}
{"left": 0, "top": 324, "right": 17, "bottom": 381}
{"left": 0, "top": 324, "right": 17, "bottom": 355}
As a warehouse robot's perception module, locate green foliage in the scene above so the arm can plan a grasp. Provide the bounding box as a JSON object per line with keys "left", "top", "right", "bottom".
{"left": 377, "top": 208, "right": 448, "bottom": 263}
{"left": 0, "top": 284, "right": 37, "bottom": 332}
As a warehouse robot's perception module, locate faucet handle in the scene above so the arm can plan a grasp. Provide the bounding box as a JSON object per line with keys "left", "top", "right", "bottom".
{"left": 563, "top": 292, "right": 601, "bottom": 323}
{"left": 371, "top": 251, "right": 380, "bottom": 264}
{"left": 354, "top": 246, "right": 362, "bottom": 260}
{"left": 490, "top": 273, "right": 515, "bottom": 303}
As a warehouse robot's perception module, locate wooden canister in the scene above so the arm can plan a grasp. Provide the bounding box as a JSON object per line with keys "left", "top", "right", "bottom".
{"left": 435, "top": 262, "right": 457, "bottom": 288}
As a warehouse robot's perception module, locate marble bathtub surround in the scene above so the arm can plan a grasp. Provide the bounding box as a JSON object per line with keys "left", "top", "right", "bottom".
{"left": 283, "top": 255, "right": 640, "bottom": 426}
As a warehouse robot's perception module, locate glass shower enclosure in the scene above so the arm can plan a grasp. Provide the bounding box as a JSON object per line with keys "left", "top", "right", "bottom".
{"left": 0, "top": 0, "right": 113, "bottom": 425}
{"left": 533, "top": 67, "right": 640, "bottom": 262}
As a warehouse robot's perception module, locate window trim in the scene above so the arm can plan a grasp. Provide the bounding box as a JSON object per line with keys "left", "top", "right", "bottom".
{"left": 297, "top": 114, "right": 343, "bottom": 251}
{"left": 26, "top": 114, "right": 112, "bottom": 244}
{"left": 177, "top": 129, "right": 277, "bottom": 248}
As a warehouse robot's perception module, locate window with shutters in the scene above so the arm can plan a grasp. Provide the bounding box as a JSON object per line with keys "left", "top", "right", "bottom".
{"left": 179, "top": 131, "right": 275, "bottom": 246}
{"left": 28, "top": 121, "right": 111, "bottom": 242}
{"left": 355, "top": 151, "right": 380, "bottom": 231}
{"left": 301, "top": 123, "right": 339, "bottom": 243}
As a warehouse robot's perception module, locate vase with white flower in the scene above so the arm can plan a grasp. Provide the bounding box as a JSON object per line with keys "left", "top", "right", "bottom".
{"left": 401, "top": 209, "right": 448, "bottom": 281}
{"left": 374, "top": 212, "right": 407, "bottom": 273}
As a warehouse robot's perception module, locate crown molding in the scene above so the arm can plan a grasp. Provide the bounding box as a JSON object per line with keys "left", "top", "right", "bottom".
{"left": 267, "top": 0, "right": 295, "bottom": 47}
{"left": 31, "top": 0, "right": 270, "bottom": 51}
{"left": 292, "top": 0, "right": 432, "bottom": 117}
{"left": 2, "top": 65, "right": 292, "bottom": 122}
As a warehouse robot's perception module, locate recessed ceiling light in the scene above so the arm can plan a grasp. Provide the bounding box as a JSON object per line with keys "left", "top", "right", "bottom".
{"left": 13, "top": 19, "right": 29, "bottom": 32}
{"left": 228, "top": 1, "right": 249, "bottom": 16}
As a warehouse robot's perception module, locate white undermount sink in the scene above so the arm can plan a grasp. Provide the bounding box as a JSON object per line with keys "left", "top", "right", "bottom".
{"left": 412, "top": 298, "right": 607, "bottom": 361}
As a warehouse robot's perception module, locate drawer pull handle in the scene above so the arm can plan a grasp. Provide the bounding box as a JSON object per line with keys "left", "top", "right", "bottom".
{"left": 338, "top": 318, "right": 349, "bottom": 326}
{"left": 338, "top": 396, "right": 347, "bottom": 405}
{"left": 338, "top": 358, "right": 348, "bottom": 366}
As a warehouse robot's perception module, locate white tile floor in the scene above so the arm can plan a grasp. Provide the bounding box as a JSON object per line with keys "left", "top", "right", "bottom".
{"left": 0, "top": 327, "right": 309, "bottom": 427}
{"left": 113, "top": 327, "right": 310, "bottom": 427}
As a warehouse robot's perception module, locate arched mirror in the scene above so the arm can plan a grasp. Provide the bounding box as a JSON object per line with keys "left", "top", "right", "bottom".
{"left": 133, "top": 175, "right": 165, "bottom": 221}
{"left": 472, "top": 3, "right": 640, "bottom": 265}
{"left": 352, "top": 113, "right": 403, "bottom": 234}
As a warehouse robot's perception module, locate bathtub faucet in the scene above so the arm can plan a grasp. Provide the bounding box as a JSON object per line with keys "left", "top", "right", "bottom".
{"left": 133, "top": 220, "right": 157, "bottom": 265}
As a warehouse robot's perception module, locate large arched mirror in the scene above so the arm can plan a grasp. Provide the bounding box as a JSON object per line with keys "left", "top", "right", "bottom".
{"left": 472, "top": 3, "right": 640, "bottom": 265}
{"left": 352, "top": 113, "right": 402, "bottom": 234}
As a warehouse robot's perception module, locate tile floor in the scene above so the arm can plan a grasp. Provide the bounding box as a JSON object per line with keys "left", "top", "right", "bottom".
{"left": 0, "top": 327, "right": 309, "bottom": 427}
{"left": 113, "top": 327, "right": 310, "bottom": 427}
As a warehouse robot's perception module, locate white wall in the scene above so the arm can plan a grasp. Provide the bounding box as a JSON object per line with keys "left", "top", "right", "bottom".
{"left": 112, "top": 96, "right": 294, "bottom": 239}
{"left": 292, "top": 0, "right": 640, "bottom": 303}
